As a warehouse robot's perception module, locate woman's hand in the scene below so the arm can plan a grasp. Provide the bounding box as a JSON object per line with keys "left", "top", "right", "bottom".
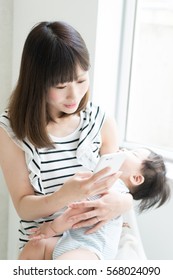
{"left": 67, "top": 191, "right": 133, "bottom": 234}
{"left": 29, "top": 190, "right": 133, "bottom": 239}
{"left": 29, "top": 205, "right": 92, "bottom": 240}
{"left": 59, "top": 168, "right": 122, "bottom": 204}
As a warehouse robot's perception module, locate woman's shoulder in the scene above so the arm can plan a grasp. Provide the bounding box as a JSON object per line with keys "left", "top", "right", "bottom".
{"left": 0, "top": 110, "right": 11, "bottom": 132}
{"left": 0, "top": 110, "right": 24, "bottom": 149}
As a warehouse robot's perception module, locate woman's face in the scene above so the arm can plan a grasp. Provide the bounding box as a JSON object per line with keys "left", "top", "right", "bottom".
{"left": 47, "top": 66, "right": 89, "bottom": 117}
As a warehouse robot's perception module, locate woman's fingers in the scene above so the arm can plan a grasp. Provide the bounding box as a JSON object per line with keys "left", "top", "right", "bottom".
{"left": 68, "top": 201, "right": 100, "bottom": 222}
{"left": 88, "top": 167, "right": 121, "bottom": 184}
{"left": 72, "top": 218, "right": 106, "bottom": 233}
{"left": 69, "top": 200, "right": 100, "bottom": 209}
{"left": 74, "top": 171, "right": 93, "bottom": 179}
{"left": 72, "top": 216, "right": 99, "bottom": 229}
{"left": 68, "top": 208, "right": 97, "bottom": 224}
{"left": 85, "top": 220, "right": 106, "bottom": 234}
{"left": 87, "top": 167, "right": 111, "bottom": 182}
{"left": 86, "top": 171, "right": 122, "bottom": 196}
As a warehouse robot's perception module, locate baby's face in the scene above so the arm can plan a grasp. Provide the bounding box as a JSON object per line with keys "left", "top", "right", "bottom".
{"left": 120, "top": 148, "right": 150, "bottom": 175}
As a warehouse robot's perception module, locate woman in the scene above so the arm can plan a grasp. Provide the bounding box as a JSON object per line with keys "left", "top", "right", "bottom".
{"left": 0, "top": 21, "right": 132, "bottom": 259}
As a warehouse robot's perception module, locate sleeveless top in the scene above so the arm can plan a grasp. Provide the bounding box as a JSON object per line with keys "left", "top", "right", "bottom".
{"left": 0, "top": 102, "right": 105, "bottom": 249}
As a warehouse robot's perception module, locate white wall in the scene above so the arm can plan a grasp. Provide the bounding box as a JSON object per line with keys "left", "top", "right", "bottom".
{"left": 12, "top": 0, "right": 99, "bottom": 91}
{"left": 135, "top": 181, "right": 173, "bottom": 259}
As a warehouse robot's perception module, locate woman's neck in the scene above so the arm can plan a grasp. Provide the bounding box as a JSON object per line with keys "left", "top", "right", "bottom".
{"left": 47, "top": 113, "right": 81, "bottom": 138}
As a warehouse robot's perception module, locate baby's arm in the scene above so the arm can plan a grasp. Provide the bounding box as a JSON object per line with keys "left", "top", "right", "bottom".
{"left": 30, "top": 205, "right": 90, "bottom": 240}
{"left": 30, "top": 220, "right": 59, "bottom": 240}
{"left": 20, "top": 205, "right": 92, "bottom": 260}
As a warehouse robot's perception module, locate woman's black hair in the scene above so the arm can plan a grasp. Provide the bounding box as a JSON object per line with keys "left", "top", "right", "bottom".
{"left": 8, "top": 21, "right": 90, "bottom": 147}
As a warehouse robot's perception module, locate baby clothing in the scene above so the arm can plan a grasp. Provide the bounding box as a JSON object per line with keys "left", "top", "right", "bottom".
{"left": 53, "top": 179, "right": 128, "bottom": 260}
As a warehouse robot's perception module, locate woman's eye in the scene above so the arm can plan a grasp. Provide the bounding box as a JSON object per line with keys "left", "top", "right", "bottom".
{"left": 77, "top": 80, "right": 86, "bottom": 84}
{"left": 56, "top": 85, "right": 66, "bottom": 89}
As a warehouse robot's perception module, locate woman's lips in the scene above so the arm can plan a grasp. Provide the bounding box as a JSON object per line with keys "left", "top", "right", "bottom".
{"left": 64, "top": 103, "right": 77, "bottom": 109}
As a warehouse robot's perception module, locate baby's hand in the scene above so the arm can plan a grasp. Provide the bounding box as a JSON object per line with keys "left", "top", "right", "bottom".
{"left": 29, "top": 221, "right": 57, "bottom": 240}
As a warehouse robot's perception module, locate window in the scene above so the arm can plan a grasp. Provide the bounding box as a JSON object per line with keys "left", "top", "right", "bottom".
{"left": 116, "top": 0, "right": 173, "bottom": 161}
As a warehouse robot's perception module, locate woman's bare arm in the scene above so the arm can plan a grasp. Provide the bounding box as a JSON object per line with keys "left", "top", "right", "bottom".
{"left": 100, "top": 115, "right": 119, "bottom": 155}
{"left": 0, "top": 127, "right": 70, "bottom": 220}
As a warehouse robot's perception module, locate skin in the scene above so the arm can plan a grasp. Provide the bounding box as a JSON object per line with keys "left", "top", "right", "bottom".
{"left": 120, "top": 148, "right": 150, "bottom": 189}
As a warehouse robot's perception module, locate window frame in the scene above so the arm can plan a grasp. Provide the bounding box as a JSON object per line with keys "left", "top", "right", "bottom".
{"left": 115, "top": 0, "right": 173, "bottom": 163}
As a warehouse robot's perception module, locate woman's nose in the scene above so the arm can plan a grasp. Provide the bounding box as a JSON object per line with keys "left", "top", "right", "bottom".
{"left": 67, "top": 84, "right": 77, "bottom": 99}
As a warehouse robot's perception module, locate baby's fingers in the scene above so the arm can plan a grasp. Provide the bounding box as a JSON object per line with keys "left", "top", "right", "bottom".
{"left": 28, "top": 227, "right": 45, "bottom": 240}
{"left": 28, "top": 227, "right": 39, "bottom": 233}
{"left": 29, "top": 234, "right": 45, "bottom": 240}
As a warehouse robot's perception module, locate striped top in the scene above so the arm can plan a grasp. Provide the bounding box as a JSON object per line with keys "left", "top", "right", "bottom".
{"left": 0, "top": 102, "right": 105, "bottom": 249}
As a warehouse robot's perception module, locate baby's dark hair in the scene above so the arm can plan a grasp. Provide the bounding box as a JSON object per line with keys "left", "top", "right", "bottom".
{"left": 132, "top": 149, "right": 170, "bottom": 212}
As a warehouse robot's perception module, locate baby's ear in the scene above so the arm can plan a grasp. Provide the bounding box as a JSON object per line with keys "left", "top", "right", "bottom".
{"left": 130, "top": 174, "right": 144, "bottom": 186}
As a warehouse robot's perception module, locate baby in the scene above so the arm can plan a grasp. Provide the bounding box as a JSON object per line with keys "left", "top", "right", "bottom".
{"left": 28, "top": 148, "right": 170, "bottom": 260}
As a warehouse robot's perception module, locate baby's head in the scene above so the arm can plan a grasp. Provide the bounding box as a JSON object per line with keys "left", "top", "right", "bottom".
{"left": 120, "top": 148, "right": 170, "bottom": 212}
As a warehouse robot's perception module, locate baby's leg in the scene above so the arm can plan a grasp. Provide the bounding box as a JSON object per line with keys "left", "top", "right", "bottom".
{"left": 18, "top": 237, "right": 58, "bottom": 260}
{"left": 56, "top": 248, "right": 99, "bottom": 260}
{"left": 18, "top": 239, "right": 47, "bottom": 260}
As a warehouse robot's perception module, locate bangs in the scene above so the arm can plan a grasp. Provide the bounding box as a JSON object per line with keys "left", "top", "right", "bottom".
{"left": 46, "top": 41, "right": 90, "bottom": 87}
{"left": 29, "top": 21, "right": 90, "bottom": 89}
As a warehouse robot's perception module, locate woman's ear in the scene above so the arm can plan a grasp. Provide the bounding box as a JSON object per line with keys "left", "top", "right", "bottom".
{"left": 130, "top": 174, "right": 144, "bottom": 186}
